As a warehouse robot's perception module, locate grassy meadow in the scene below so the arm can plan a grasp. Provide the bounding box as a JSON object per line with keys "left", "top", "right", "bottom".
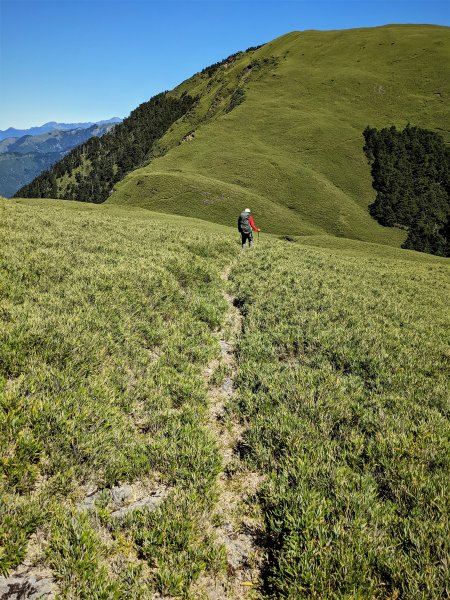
{"left": 231, "top": 238, "right": 449, "bottom": 598}
{"left": 0, "top": 198, "right": 237, "bottom": 597}
{"left": 1, "top": 197, "right": 449, "bottom": 598}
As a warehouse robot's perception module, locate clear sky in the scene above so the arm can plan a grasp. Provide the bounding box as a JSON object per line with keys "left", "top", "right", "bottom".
{"left": 0, "top": 0, "right": 448, "bottom": 129}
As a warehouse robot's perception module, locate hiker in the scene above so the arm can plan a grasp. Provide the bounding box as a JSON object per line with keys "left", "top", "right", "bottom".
{"left": 238, "top": 208, "right": 261, "bottom": 249}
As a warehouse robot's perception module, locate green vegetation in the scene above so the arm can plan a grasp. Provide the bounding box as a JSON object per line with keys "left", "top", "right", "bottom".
{"left": 15, "top": 93, "right": 196, "bottom": 203}
{"left": 1, "top": 197, "right": 449, "bottom": 597}
{"left": 0, "top": 198, "right": 236, "bottom": 596}
{"left": 109, "top": 25, "right": 449, "bottom": 248}
{"left": 2, "top": 23, "right": 450, "bottom": 598}
{"left": 225, "top": 86, "right": 246, "bottom": 113}
{"left": 364, "top": 124, "right": 450, "bottom": 256}
{"left": 200, "top": 47, "right": 261, "bottom": 77}
{"left": 231, "top": 238, "right": 449, "bottom": 598}
{"left": 17, "top": 26, "right": 450, "bottom": 252}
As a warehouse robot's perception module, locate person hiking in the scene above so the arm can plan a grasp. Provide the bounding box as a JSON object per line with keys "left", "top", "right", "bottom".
{"left": 238, "top": 208, "right": 261, "bottom": 249}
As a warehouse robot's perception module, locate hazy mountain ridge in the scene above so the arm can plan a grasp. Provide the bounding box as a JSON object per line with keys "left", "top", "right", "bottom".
{"left": 0, "top": 118, "right": 121, "bottom": 142}
{"left": 0, "top": 121, "right": 120, "bottom": 196}
{"left": 0, "top": 123, "right": 117, "bottom": 155}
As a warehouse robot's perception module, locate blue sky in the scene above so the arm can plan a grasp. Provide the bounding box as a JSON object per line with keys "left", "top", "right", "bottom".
{"left": 0, "top": 0, "right": 448, "bottom": 129}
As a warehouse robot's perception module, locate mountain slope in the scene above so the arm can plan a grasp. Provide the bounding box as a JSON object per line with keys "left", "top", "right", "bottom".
{"left": 0, "top": 153, "right": 62, "bottom": 198}
{"left": 15, "top": 94, "right": 197, "bottom": 202}
{"left": 0, "top": 123, "right": 119, "bottom": 197}
{"left": 109, "top": 24, "right": 449, "bottom": 245}
{"left": 18, "top": 25, "right": 450, "bottom": 246}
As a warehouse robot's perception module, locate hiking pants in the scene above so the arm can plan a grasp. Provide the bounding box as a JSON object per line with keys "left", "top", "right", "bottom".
{"left": 241, "top": 231, "right": 253, "bottom": 247}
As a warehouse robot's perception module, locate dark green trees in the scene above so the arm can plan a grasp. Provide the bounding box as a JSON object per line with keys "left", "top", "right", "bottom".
{"left": 16, "top": 92, "right": 196, "bottom": 203}
{"left": 363, "top": 124, "right": 450, "bottom": 256}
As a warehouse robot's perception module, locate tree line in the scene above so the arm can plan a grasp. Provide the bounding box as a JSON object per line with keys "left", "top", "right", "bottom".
{"left": 15, "top": 92, "right": 196, "bottom": 203}
{"left": 200, "top": 45, "right": 262, "bottom": 78}
{"left": 363, "top": 124, "right": 450, "bottom": 256}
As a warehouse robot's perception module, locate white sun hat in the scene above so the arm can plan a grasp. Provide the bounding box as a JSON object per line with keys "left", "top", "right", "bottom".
{"left": 244, "top": 208, "right": 251, "bottom": 212}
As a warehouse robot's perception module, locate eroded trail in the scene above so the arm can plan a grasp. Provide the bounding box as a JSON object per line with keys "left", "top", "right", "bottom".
{"left": 197, "top": 264, "right": 265, "bottom": 599}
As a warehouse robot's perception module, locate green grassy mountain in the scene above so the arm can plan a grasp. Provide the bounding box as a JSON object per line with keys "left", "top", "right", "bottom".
{"left": 17, "top": 25, "right": 449, "bottom": 246}
{"left": 108, "top": 24, "right": 449, "bottom": 245}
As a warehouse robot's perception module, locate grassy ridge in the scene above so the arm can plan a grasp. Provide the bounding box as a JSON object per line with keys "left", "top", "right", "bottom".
{"left": 109, "top": 25, "right": 449, "bottom": 246}
{"left": 0, "top": 199, "right": 237, "bottom": 597}
{"left": 230, "top": 238, "right": 449, "bottom": 597}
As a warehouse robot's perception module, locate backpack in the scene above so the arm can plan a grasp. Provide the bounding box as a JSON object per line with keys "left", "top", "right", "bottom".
{"left": 238, "top": 211, "right": 251, "bottom": 234}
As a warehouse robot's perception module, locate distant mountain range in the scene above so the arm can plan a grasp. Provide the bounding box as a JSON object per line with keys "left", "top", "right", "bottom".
{"left": 0, "top": 118, "right": 121, "bottom": 142}
{"left": 0, "top": 119, "right": 121, "bottom": 196}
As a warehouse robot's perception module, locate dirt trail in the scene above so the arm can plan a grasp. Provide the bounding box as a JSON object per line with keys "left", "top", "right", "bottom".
{"left": 0, "top": 263, "right": 264, "bottom": 600}
{"left": 197, "top": 264, "right": 265, "bottom": 599}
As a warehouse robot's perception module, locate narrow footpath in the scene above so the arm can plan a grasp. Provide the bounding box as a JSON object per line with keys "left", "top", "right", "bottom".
{"left": 198, "top": 264, "right": 265, "bottom": 599}
{"left": 0, "top": 263, "right": 265, "bottom": 600}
